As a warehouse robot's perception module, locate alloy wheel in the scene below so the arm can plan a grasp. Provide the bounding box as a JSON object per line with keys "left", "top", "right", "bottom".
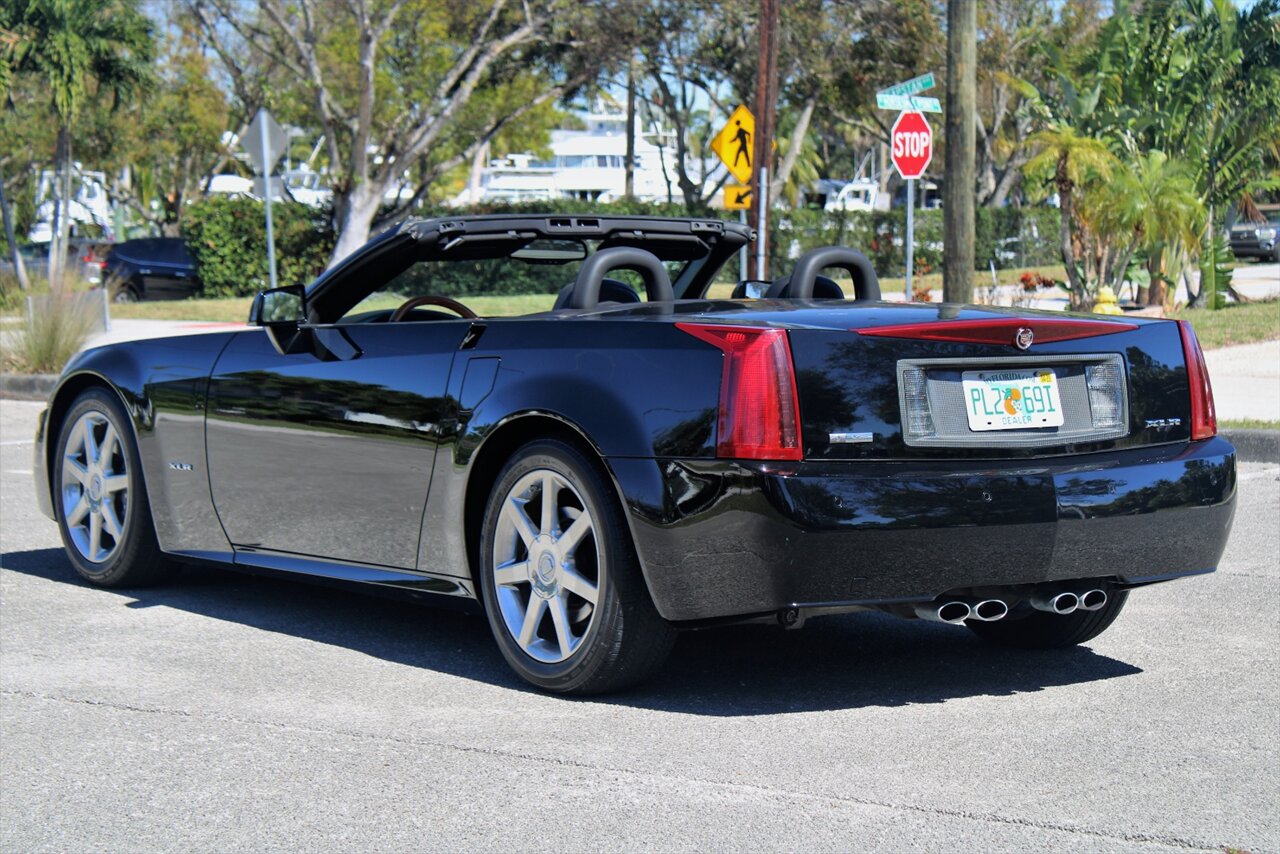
{"left": 60, "top": 410, "right": 130, "bottom": 563}
{"left": 491, "top": 468, "right": 602, "bottom": 663}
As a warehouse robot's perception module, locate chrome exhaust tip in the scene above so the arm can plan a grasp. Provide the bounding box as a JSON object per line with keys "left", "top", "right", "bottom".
{"left": 969, "top": 598, "right": 1009, "bottom": 622}
{"left": 1030, "top": 591, "right": 1079, "bottom": 615}
{"left": 914, "top": 601, "right": 972, "bottom": 625}
{"left": 1078, "top": 589, "right": 1108, "bottom": 611}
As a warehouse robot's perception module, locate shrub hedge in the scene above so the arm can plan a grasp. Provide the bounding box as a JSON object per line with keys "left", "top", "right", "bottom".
{"left": 181, "top": 197, "right": 333, "bottom": 297}
{"left": 177, "top": 196, "right": 1061, "bottom": 297}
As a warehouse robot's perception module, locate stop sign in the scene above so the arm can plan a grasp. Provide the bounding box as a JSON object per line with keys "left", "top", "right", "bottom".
{"left": 891, "top": 111, "right": 932, "bottom": 180}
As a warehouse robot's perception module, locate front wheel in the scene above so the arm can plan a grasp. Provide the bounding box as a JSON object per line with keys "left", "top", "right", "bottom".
{"left": 54, "top": 388, "right": 175, "bottom": 587}
{"left": 478, "top": 439, "right": 675, "bottom": 694}
{"left": 966, "top": 590, "right": 1129, "bottom": 649}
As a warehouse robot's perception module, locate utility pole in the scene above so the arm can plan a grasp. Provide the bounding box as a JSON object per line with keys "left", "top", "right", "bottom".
{"left": 625, "top": 58, "right": 637, "bottom": 201}
{"left": 943, "top": 0, "right": 976, "bottom": 303}
{"left": 750, "top": 0, "right": 780, "bottom": 281}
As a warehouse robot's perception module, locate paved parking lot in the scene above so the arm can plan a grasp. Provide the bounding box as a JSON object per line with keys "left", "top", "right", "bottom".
{"left": 2, "top": 397, "right": 1277, "bottom": 852}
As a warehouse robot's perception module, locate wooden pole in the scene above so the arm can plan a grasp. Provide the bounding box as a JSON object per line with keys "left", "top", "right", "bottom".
{"left": 750, "top": 0, "right": 780, "bottom": 281}
{"left": 943, "top": 0, "right": 976, "bottom": 303}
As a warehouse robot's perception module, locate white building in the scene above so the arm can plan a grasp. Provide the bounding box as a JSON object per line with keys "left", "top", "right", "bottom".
{"left": 452, "top": 109, "right": 689, "bottom": 206}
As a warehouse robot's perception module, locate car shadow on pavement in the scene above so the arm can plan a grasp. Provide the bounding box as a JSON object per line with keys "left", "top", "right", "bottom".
{"left": 2, "top": 548, "right": 1143, "bottom": 716}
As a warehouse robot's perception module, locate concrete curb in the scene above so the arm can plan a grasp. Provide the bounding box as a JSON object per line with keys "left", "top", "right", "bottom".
{"left": 0, "top": 373, "right": 57, "bottom": 402}
{"left": 1222, "top": 429, "right": 1280, "bottom": 464}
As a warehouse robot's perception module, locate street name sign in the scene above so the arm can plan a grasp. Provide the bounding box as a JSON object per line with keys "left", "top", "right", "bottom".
{"left": 891, "top": 111, "right": 933, "bottom": 180}
{"left": 710, "top": 104, "right": 756, "bottom": 186}
{"left": 876, "top": 93, "right": 942, "bottom": 113}
{"left": 878, "top": 72, "right": 935, "bottom": 98}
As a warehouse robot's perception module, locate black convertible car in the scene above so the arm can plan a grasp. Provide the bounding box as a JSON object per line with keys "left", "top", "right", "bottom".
{"left": 33, "top": 215, "right": 1236, "bottom": 694}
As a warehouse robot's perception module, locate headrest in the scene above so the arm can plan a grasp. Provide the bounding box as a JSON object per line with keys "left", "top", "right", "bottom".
{"left": 553, "top": 278, "right": 641, "bottom": 310}
{"left": 765, "top": 274, "right": 845, "bottom": 299}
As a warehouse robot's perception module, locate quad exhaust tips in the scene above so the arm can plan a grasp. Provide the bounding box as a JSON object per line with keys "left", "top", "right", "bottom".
{"left": 914, "top": 598, "right": 1009, "bottom": 625}
{"left": 914, "top": 588, "right": 1105, "bottom": 625}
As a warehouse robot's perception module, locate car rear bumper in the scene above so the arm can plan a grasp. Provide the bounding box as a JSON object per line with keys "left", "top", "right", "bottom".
{"left": 611, "top": 437, "right": 1237, "bottom": 622}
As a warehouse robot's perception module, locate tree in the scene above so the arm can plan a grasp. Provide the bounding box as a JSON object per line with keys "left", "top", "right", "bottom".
{"left": 4, "top": 0, "right": 153, "bottom": 285}
{"left": 190, "top": 0, "right": 623, "bottom": 264}
{"left": 1024, "top": 123, "right": 1115, "bottom": 308}
{"left": 1073, "top": 150, "right": 1204, "bottom": 305}
{"left": 943, "top": 0, "right": 977, "bottom": 302}
{"left": 115, "top": 27, "right": 231, "bottom": 235}
{"left": 0, "top": 23, "right": 30, "bottom": 290}
{"left": 632, "top": 0, "right": 747, "bottom": 213}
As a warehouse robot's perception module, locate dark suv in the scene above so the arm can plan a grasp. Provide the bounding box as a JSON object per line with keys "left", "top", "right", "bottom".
{"left": 1228, "top": 206, "right": 1280, "bottom": 262}
{"left": 104, "top": 237, "right": 200, "bottom": 301}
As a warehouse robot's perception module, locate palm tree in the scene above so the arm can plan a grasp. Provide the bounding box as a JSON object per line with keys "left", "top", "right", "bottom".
{"left": 6, "top": 0, "right": 152, "bottom": 286}
{"left": 1081, "top": 151, "right": 1204, "bottom": 307}
{"left": 1024, "top": 123, "right": 1115, "bottom": 309}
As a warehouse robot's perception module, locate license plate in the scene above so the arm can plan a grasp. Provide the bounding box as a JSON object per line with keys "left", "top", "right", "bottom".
{"left": 962, "top": 368, "right": 1065, "bottom": 431}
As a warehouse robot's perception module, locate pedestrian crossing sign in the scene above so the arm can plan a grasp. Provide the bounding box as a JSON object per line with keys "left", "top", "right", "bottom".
{"left": 710, "top": 105, "right": 756, "bottom": 186}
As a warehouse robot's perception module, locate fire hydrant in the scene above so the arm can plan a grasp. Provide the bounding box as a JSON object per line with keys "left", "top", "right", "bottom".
{"left": 1092, "top": 286, "right": 1124, "bottom": 315}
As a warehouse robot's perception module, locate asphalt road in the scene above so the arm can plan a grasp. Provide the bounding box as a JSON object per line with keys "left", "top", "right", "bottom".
{"left": 2, "top": 397, "right": 1277, "bottom": 852}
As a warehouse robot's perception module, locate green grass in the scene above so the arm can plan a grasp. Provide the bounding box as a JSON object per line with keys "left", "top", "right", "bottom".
{"left": 1219, "top": 418, "right": 1279, "bottom": 430}
{"left": 107, "top": 292, "right": 559, "bottom": 323}
{"left": 1170, "top": 299, "right": 1280, "bottom": 350}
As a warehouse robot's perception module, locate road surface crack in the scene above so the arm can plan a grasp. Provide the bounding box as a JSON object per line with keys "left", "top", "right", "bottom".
{"left": 2, "top": 687, "right": 1220, "bottom": 851}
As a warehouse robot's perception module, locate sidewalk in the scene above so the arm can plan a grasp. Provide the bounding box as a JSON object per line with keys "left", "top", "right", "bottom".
{"left": 889, "top": 260, "right": 1279, "bottom": 308}
{"left": 1204, "top": 340, "right": 1280, "bottom": 422}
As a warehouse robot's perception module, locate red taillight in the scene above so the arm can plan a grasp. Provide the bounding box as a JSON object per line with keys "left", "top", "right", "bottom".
{"left": 856, "top": 317, "right": 1137, "bottom": 346}
{"left": 677, "top": 323, "right": 803, "bottom": 461}
{"left": 1178, "top": 321, "right": 1217, "bottom": 440}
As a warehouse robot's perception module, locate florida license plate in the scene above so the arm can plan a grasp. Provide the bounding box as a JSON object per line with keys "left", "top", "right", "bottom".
{"left": 962, "top": 368, "right": 1065, "bottom": 431}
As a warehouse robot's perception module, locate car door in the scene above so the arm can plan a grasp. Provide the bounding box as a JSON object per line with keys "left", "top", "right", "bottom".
{"left": 143, "top": 239, "right": 199, "bottom": 300}
{"left": 205, "top": 320, "right": 467, "bottom": 570}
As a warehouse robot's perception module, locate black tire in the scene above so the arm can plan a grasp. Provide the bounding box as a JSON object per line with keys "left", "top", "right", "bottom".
{"left": 966, "top": 590, "right": 1129, "bottom": 649}
{"left": 478, "top": 438, "right": 675, "bottom": 694}
{"left": 53, "top": 387, "right": 175, "bottom": 587}
{"left": 108, "top": 274, "right": 140, "bottom": 303}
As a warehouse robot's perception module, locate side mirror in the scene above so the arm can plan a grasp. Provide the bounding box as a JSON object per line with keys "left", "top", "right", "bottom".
{"left": 249, "top": 284, "right": 306, "bottom": 326}
{"left": 249, "top": 285, "right": 308, "bottom": 355}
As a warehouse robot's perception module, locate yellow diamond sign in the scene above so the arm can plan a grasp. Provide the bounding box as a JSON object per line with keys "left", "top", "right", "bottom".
{"left": 722, "top": 184, "right": 753, "bottom": 210}
{"left": 710, "top": 104, "right": 756, "bottom": 186}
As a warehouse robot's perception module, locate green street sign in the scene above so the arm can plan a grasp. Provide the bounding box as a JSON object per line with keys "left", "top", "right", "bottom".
{"left": 878, "top": 72, "right": 935, "bottom": 98}
{"left": 876, "top": 94, "right": 942, "bottom": 113}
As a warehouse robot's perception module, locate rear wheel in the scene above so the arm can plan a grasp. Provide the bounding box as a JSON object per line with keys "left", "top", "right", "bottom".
{"left": 54, "top": 388, "right": 174, "bottom": 587}
{"left": 109, "top": 275, "right": 139, "bottom": 302}
{"left": 478, "top": 439, "right": 675, "bottom": 694}
{"left": 966, "top": 591, "right": 1129, "bottom": 649}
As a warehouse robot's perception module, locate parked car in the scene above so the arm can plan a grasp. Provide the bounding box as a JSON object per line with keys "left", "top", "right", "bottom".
{"left": 33, "top": 214, "right": 1236, "bottom": 694}
{"left": 1228, "top": 206, "right": 1280, "bottom": 262}
{"left": 103, "top": 237, "right": 200, "bottom": 301}
{"left": 1, "top": 239, "right": 109, "bottom": 284}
